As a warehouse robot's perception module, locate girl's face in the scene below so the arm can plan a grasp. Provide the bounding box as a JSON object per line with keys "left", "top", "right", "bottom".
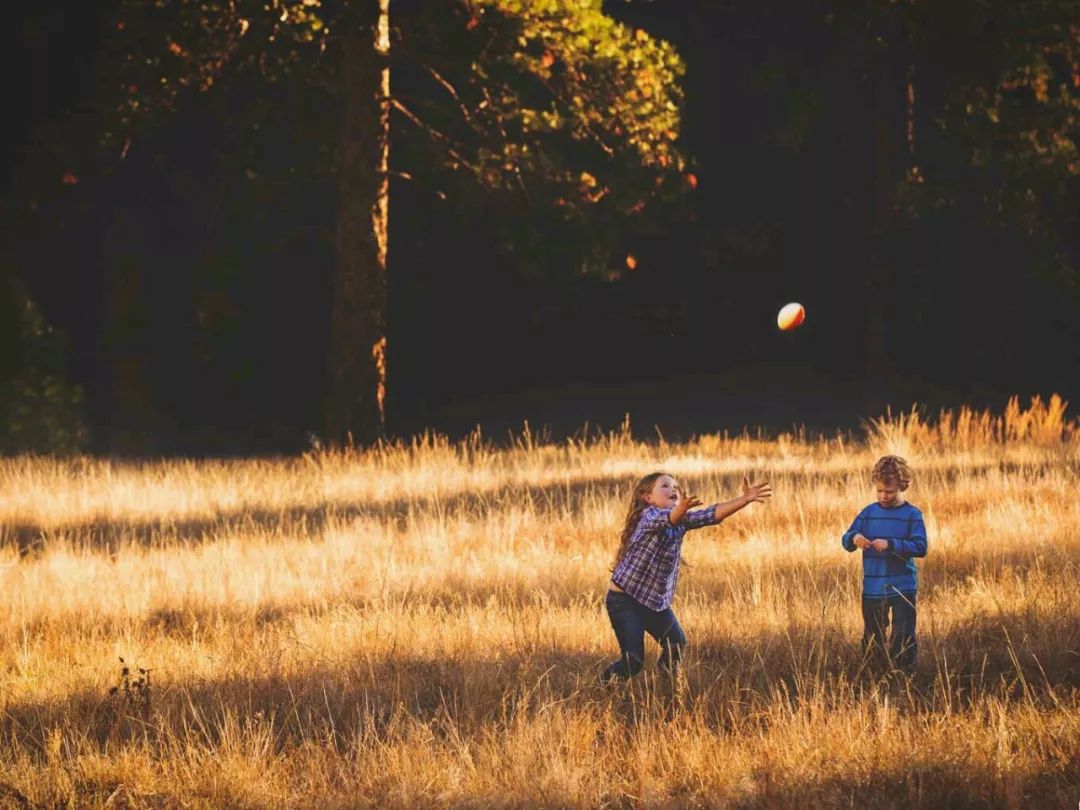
{"left": 643, "top": 475, "right": 680, "bottom": 509}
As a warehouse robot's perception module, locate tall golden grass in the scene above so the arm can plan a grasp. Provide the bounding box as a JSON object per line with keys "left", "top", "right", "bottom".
{"left": 0, "top": 396, "right": 1078, "bottom": 808}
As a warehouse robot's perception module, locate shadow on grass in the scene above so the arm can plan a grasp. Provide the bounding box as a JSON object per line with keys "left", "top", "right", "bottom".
{"left": 1, "top": 606, "right": 1078, "bottom": 807}
{"left": 0, "top": 457, "right": 1052, "bottom": 556}
{"left": 0, "top": 471, "right": 648, "bottom": 556}
{"left": 15, "top": 533, "right": 1078, "bottom": 663}
{"left": 4, "top": 605, "right": 1078, "bottom": 754}
{"left": 726, "top": 767, "right": 1050, "bottom": 809}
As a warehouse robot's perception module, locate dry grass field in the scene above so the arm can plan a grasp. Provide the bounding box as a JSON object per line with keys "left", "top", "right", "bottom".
{"left": 1, "top": 395, "right": 1078, "bottom": 808}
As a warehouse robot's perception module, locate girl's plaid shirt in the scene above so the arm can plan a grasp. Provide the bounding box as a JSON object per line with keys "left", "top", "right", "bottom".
{"left": 611, "top": 504, "right": 720, "bottom": 611}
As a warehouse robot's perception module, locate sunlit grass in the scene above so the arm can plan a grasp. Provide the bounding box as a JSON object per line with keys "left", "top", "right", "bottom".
{"left": 0, "top": 397, "right": 1078, "bottom": 807}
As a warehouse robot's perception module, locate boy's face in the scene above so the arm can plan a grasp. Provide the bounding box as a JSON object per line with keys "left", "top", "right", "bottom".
{"left": 644, "top": 475, "right": 681, "bottom": 509}
{"left": 874, "top": 478, "right": 904, "bottom": 507}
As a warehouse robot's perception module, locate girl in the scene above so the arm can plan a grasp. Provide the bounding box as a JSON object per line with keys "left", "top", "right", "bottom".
{"left": 601, "top": 471, "right": 771, "bottom": 683}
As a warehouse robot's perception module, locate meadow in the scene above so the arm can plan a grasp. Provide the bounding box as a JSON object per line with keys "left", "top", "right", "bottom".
{"left": 0, "top": 395, "right": 1078, "bottom": 808}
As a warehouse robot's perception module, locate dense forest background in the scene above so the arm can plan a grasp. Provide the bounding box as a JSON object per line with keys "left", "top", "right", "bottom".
{"left": 3, "top": 0, "right": 1078, "bottom": 455}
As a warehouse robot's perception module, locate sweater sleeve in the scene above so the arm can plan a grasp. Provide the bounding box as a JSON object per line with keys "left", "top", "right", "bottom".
{"left": 841, "top": 509, "right": 865, "bottom": 552}
{"left": 889, "top": 509, "right": 927, "bottom": 558}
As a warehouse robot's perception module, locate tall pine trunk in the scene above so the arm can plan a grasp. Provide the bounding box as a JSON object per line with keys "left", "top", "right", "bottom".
{"left": 862, "top": 28, "right": 909, "bottom": 418}
{"left": 863, "top": 78, "right": 897, "bottom": 418}
{"left": 105, "top": 210, "right": 166, "bottom": 455}
{"left": 326, "top": 0, "right": 391, "bottom": 446}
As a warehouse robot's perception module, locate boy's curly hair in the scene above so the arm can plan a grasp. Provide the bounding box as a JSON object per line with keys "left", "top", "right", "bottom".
{"left": 871, "top": 455, "right": 912, "bottom": 490}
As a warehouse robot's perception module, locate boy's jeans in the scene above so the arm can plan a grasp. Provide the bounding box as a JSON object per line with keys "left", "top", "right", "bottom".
{"left": 601, "top": 590, "right": 686, "bottom": 682}
{"left": 862, "top": 592, "right": 917, "bottom": 671}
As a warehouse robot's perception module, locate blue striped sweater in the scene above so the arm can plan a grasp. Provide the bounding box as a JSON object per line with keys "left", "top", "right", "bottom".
{"left": 841, "top": 502, "right": 927, "bottom": 598}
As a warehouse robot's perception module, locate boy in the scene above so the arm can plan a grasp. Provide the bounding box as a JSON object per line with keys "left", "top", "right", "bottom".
{"left": 842, "top": 455, "right": 927, "bottom": 672}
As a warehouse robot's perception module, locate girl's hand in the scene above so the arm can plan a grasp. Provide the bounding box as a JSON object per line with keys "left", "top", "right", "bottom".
{"left": 676, "top": 488, "right": 703, "bottom": 510}
{"left": 668, "top": 488, "right": 702, "bottom": 525}
{"left": 871, "top": 538, "right": 889, "bottom": 552}
{"left": 854, "top": 533, "right": 871, "bottom": 549}
{"left": 742, "top": 475, "right": 772, "bottom": 504}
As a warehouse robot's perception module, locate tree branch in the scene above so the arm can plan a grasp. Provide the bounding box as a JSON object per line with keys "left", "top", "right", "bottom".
{"left": 479, "top": 83, "right": 532, "bottom": 203}
{"left": 391, "top": 98, "right": 487, "bottom": 183}
{"left": 421, "top": 62, "right": 482, "bottom": 132}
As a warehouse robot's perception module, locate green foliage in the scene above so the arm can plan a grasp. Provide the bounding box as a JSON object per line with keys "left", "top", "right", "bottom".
{"left": 388, "top": 0, "right": 690, "bottom": 278}
{"left": 0, "top": 274, "right": 89, "bottom": 456}
{"left": 107, "top": 0, "right": 689, "bottom": 277}
{"left": 474, "top": 0, "right": 685, "bottom": 175}
{"left": 816, "top": 0, "right": 1079, "bottom": 282}
{"left": 905, "top": 2, "right": 1080, "bottom": 282}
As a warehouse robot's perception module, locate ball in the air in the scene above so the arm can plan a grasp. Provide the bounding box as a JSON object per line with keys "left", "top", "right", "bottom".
{"left": 777, "top": 302, "right": 805, "bottom": 331}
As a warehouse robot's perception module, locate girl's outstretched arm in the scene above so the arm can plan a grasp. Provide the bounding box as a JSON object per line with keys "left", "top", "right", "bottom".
{"left": 711, "top": 476, "right": 771, "bottom": 522}
{"left": 668, "top": 492, "right": 703, "bottom": 525}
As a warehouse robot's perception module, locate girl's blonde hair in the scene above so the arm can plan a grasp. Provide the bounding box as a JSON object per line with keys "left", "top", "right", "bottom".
{"left": 611, "top": 472, "right": 667, "bottom": 571}
{"left": 872, "top": 455, "right": 913, "bottom": 490}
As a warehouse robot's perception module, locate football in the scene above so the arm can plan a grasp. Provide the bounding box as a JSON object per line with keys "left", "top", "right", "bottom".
{"left": 777, "top": 302, "right": 805, "bottom": 331}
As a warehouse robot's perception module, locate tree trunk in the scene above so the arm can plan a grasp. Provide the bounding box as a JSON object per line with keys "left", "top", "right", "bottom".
{"left": 326, "top": 0, "right": 391, "bottom": 446}
{"left": 863, "top": 43, "right": 908, "bottom": 418}
{"left": 105, "top": 211, "right": 167, "bottom": 455}
{"left": 863, "top": 93, "right": 896, "bottom": 418}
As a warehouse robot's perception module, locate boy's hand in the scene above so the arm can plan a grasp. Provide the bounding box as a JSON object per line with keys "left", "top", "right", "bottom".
{"left": 853, "top": 533, "right": 871, "bottom": 549}
{"left": 742, "top": 475, "right": 772, "bottom": 504}
{"left": 871, "top": 538, "right": 889, "bottom": 552}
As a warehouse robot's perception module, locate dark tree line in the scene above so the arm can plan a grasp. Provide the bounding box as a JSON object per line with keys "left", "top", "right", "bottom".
{"left": 3, "top": 0, "right": 1078, "bottom": 455}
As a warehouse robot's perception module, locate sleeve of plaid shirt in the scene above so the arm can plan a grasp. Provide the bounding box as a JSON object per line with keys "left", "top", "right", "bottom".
{"left": 635, "top": 506, "right": 675, "bottom": 537}
{"left": 636, "top": 504, "right": 721, "bottom": 537}
{"left": 681, "top": 505, "right": 721, "bottom": 530}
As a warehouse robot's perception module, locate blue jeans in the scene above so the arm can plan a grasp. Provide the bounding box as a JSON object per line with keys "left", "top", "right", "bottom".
{"left": 601, "top": 589, "right": 687, "bottom": 682}
{"left": 862, "top": 592, "right": 917, "bottom": 671}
